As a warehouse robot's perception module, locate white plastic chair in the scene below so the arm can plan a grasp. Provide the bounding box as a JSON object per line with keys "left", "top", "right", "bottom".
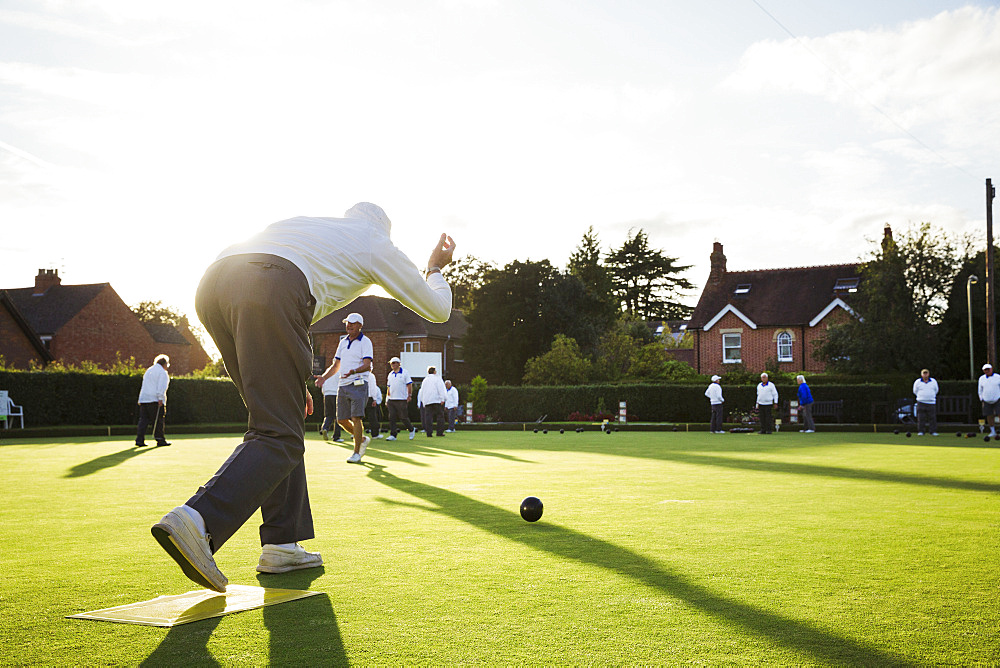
{"left": 1, "top": 391, "right": 24, "bottom": 429}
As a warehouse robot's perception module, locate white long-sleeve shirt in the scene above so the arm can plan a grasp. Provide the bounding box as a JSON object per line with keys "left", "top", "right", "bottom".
{"left": 216, "top": 202, "right": 452, "bottom": 325}
{"left": 979, "top": 373, "right": 1000, "bottom": 403}
{"left": 913, "top": 377, "right": 939, "bottom": 404}
{"left": 705, "top": 382, "right": 724, "bottom": 405}
{"left": 445, "top": 386, "right": 460, "bottom": 409}
{"left": 138, "top": 363, "right": 170, "bottom": 404}
{"left": 756, "top": 381, "right": 778, "bottom": 406}
{"left": 421, "top": 374, "right": 448, "bottom": 404}
{"left": 367, "top": 376, "right": 382, "bottom": 403}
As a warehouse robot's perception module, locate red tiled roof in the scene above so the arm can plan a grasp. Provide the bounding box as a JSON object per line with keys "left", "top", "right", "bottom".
{"left": 688, "top": 263, "right": 861, "bottom": 329}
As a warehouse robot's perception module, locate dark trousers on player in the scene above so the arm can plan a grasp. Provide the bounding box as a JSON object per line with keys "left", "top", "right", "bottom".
{"left": 387, "top": 399, "right": 413, "bottom": 436}
{"left": 758, "top": 404, "right": 774, "bottom": 434}
{"left": 321, "top": 395, "right": 342, "bottom": 440}
{"left": 424, "top": 402, "right": 445, "bottom": 436}
{"left": 916, "top": 402, "right": 937, "bottom": 434}
{"left": 709, "top": 403, "right": 724, "bottom": 432}
{"left": 190, "top": 253, "right": 316, "bottom": 550}
{"left": 136, "top": 402, "right": 167, "bottom": 445}
{"left": 447, "top": 407, "right": 458, "bottom": 431}
{"left": 366, "top": 400, "right": 381, "bottom": 437}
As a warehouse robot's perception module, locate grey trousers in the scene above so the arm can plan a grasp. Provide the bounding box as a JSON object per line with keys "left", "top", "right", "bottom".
{"left": 916, "top": 402, "right": 937, "bottom": 434}
{"left": 800, "top": 403, "right": 815, "bottom": 431}
{"left": 188, "top": 253, "right": 316, "bottom": 550}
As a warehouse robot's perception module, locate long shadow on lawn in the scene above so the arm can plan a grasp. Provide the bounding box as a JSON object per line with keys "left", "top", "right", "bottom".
{"left": 490, "top": 437, "right": 1000, "bottom": 495}
{"left": 140, "top": 613, "right": 223, "bottom": 667}
{"left": 364, "top": 464, "right": 913, "bottom": 667}
{"left": 661, "top": 452, "right": 1000, "bottom": 494}
{"left": 140, "top": 569, "right": 346, "bottom": 666}
{"left": 257, "top": 568, "right": 348, "bottom": 666}
{"left": 64, "top": 445, "right": 153, "bottom": 478}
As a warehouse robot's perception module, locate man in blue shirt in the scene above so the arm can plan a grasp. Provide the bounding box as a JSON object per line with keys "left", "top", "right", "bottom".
{"left": 796, "top": 374, "right": 815, "bottom": 433}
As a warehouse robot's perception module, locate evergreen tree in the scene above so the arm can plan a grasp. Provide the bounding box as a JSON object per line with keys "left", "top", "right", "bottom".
{"left": 604, "top": 229, "right": 693, "bottom": 320}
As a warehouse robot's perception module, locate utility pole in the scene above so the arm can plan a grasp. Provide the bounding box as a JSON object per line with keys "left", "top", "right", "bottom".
{"left": 988, "top": 179, "right": 997, "bottom": 369}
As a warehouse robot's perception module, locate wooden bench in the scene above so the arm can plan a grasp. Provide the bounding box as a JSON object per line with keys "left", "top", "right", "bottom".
{"left": 935, "top": 395, "right": 975, "bottom": 423}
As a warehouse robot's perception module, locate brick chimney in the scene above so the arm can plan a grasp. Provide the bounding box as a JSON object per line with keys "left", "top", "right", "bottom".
{"left": 33, "top": 268, "right": 61, "bottom": 295}
{"left": 881, "top": 224, "right": 894, "bottom": 253}
{"left": 709, "top": 242, "right": 727, "bottom": 284}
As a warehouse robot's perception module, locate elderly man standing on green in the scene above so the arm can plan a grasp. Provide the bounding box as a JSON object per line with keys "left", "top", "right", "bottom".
{"left": 152, "top": 203, "right": 455, "bottom": 590}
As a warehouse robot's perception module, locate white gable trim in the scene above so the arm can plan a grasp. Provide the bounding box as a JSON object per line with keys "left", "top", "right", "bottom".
{"left": 703, "top": 304, "right": 757, "bottom": 331}
{"left": 809, "top": 298, "right": 859, "bottom": 327}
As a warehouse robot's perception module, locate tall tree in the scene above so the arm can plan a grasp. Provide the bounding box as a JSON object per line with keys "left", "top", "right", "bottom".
{"left": 464, "top": 260, "right": 621, "bottom": 384}
{"left": 442, "top": 255, "right": 496, "bottom": 313}
{"left": 567, "top": 226, "right": 619, "bottom": 340}
{"left": 817, "top": 227, "right": 936, "bottom": 373}
{"left": 604, "top": 229, "right": 694, "bottom": 320}
{"left": 898, "top": 222, "right": 974, "bottom": 324}
{"left": 464, "top": 260, "right": 560, "bottom": 385}
{"left": 132, "top": 300, "right": 186, "bottom": 326}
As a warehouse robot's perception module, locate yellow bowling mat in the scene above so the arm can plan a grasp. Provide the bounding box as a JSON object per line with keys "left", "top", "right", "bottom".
{"left": 67, "top": 585, "right": 321, "bottom": 627}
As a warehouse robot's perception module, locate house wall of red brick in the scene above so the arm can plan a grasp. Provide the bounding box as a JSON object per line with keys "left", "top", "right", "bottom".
{"left": 695, "top": 307, "right": 851, "bottom": 376}
{"left": 51, "top": 286, "right": 160, "bottom": 369}
{"left": 313, "top": 331, "right": 471, "bottom": 386}
{"left": 0, "top": 307, "right": 45, "bottom": 369}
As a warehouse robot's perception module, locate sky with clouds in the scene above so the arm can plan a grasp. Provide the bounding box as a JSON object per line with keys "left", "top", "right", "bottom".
{"left": 1, "top": 0, "right": 998, "bottom": 334}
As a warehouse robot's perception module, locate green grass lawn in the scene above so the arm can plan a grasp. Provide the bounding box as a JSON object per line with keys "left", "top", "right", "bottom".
{"left": 2, "top": 429, "right": 998, "bottom": 666}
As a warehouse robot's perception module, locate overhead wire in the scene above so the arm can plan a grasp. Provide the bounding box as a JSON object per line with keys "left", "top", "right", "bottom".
{"left": 750, "top": 0, "right": 979, "bottom": 182}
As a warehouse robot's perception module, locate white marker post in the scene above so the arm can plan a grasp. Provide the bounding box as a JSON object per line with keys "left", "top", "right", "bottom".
{"left": 466, "top": 402, "right": 473, "bottom": 424}
{"left": 619, "top": 401, "right": 627, "bottom": 424}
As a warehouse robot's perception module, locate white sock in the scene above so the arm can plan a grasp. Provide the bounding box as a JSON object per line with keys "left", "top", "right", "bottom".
{"left": 269, "top": 542, "right": 297, "bottom": 550}
{"left": 180, "top": 505, "right": 207, "bottom": 536}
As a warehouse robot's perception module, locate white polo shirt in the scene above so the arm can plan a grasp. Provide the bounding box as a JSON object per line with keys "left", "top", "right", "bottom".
{"left": 705, "top": 382, "right": 724, "bottom": 405}
{"left": 215, "top": 203, "right": 452, "bottom": 325}
{"left": 979, "top": 372, "right": 1000, "bottom": 403}
{"left": 913, "top": 377, "right": 939, "bottom": 404}
{"left": 334, "top": 333, "right": 373, "bottom": 387}
{"left": 445, "top": 386, "right": 459, "bottom": 409}
{"left": 386, "top": 368, "right": 413, "bottom": 400}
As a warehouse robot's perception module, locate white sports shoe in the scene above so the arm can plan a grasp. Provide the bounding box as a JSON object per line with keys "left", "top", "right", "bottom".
{"left": 256, "top": 543, "right": 323, "bottom": 573}
{"left": 804, "top": 429, "right": 815, "bottom": 433}
{"left": 374, "top": 434, "right": 384, "bottom": 439}
{"left": 444, "top": 429, "right": 454, "bottom": 433}
{"left": 386, "top": 435, "right": 397, "bottom": 441}
{"left": 151, "top": 506, "right": 228, "bottom": 592}
{"left": 359, "top": 436, "right": 370, "bottom": 458}
{"left": 346, "top": 452, "right": 361, "bottom": 463}
{"left": 409, "top": 429, "right": 416, "bottom": 441}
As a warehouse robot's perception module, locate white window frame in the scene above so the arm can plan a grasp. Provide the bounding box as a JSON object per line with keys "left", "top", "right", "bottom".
{"left": 403, "top": 341, "right": 420, "bottom": 353}
{"left": 776, "top": 331, "right": 793, "bottom": 362}
{"left": 722, "top": 332, "right": 742, "bottom": 363}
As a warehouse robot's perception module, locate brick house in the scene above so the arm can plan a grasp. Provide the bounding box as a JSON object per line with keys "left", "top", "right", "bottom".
{"left": 0, "top": 290, "right": 54, "bottom": 368}
{"left": 310, "top": 295, "right": 469, "bottom": 386}
{"left": 1, "top": 269, "right": 210, "bottom": 374}
{"left": 686, "top": 243, "right": 860, "bottom": 375}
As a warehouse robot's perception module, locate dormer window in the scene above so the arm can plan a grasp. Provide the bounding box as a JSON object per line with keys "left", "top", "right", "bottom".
{"left": 834, "top": 278, "right": 859, "bottom": 293}
{"left": 734, "top": 284, "right": 751, "bottom": 295}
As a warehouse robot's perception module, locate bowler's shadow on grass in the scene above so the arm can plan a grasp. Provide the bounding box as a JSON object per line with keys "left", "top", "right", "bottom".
{"left": 365, "top": 464, "right": 913, "bottom": 667}
{"left": 256, "top": 567, "right": 348, "bottom": 666}
{"left": 64, "top": 446, "right": 152, "bottom": 478}
{"left": 140, "top": 569, "right": 346, "bottom": 667}
{"left": 139, "top": 608, "right": 224, "bottom": 667}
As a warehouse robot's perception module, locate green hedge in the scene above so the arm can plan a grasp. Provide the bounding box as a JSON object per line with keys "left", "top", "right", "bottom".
{"left": 484, "top": 383, "right": 895, "bottom": 423}
{"left": 0, "top": 369, "right": 982, "bottom": 427}
{"left": 0, "top": 371, "right": 329, "bottom": 427}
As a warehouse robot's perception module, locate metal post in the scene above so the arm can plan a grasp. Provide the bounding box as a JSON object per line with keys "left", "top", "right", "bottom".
{"left": 987, "top": 179, "right": 997, "bottom": 369}
{"left": 968, "top": 274, "right": 979, "bottom": 380}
